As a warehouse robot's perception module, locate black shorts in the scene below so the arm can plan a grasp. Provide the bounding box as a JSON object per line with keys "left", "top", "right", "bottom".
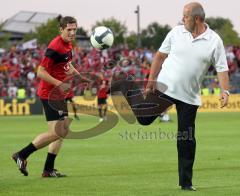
{"left": 65, "top": 97, "right": 73, "bottom": 103}
{"left": 98, "top": 98, "right": 107, "bottom": 105}
{"left": 41, "top": 99, "right": 68, "bottom": 121}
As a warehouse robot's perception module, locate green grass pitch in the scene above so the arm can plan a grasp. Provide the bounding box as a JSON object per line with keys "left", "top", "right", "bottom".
{"left": 0, "top": 112, "right": 240, "bottom": 196}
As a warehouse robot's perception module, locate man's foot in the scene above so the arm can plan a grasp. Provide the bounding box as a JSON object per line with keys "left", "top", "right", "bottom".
{"left": 11, "top": 153, "right": 28, "bottom": 176}
{"left": 99, "top": 118, "right": 104, "bottom": 122}
{"left": 181, "top": 186, "right": 196, "bottom": 191}
{"left": 42, "top": 169, "right": 66, "bottom": 178}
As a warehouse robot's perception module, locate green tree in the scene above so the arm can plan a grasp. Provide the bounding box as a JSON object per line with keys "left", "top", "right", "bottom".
{"left": 93, "top": 17, "right": 127, "bottom": 45}
{"left": 24, "top": 18, "right": 59, "bottom": 44}
{"left": 125, "top": 32, "right": 138, "bottom": 49}
{"left": 24, "top": 18, "right": 88, "bottom": 45}
{"left": 0, "top": 23, "right": 11, "bottom": 49}
{"left": 206, "top": 17, "right": 240, "bottom": 45}
{"left": 141, "top": 22, "right": 171, "bottom": 49}
{"left": 23, "top": 31, "right": 37, "bottom": 42}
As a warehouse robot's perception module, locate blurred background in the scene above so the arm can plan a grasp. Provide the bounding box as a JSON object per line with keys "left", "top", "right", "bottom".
{"left": 0, "top": 1, "right": 240, "bottom": 195}
{"left": 0, "top": 1, "right": 240, "bottom": 106}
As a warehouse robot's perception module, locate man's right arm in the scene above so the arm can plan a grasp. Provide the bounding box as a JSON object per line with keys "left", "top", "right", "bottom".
{"left": 149, "top": 51, "right": 168, "bottom": 80}
{"left": 37, "top": 65, "right": 62, "bottom": 86}
{"left": 146, "top": 51, "right": 168, "bottom": 93}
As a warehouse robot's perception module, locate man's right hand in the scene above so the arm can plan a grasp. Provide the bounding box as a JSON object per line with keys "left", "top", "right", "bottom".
{"left": 58, "top": 82, "right": 71, "bottom": 93}
{"left": 145, "top": 80, "right": 157, "bottom": 94}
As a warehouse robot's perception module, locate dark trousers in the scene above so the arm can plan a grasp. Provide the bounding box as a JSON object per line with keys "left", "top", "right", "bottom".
{"left": 114, "top": 82, "right": 198, "bottom": 186}
{"left": 175, "top": 98, "right": 198, "bottom": 187}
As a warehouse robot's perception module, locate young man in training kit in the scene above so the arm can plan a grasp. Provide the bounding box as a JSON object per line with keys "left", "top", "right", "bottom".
{"left": 12, "top": 16, "right": 81, "bottom": 177}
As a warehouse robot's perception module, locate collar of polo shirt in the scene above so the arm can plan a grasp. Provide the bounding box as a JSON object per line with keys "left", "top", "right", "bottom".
{"left": 182, "top": 23, "right": 210, "bottom": 40}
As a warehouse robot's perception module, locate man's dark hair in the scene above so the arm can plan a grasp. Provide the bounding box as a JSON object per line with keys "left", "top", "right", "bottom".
{"left": 59, "top": 16, "right": 77, "bottom": 29}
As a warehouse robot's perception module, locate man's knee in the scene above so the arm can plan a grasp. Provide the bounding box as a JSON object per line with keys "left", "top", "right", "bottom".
{"left": 51, "top": 118, "right": 72, "bottom": 138}
{"left": 56, "top": 125, "right": 69, "bottom": 138}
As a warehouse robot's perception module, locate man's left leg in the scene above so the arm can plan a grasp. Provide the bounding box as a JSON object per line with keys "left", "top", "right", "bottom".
{"left": 42, "top": 117, "right": 73, "bottom": 177}
{"left": 102, "top": 102, "right": 107, "bottom": 120}
{"left": 176, "top": 101, "right": 198, "bottom": 190}
{"left": 98, "top": 104, "right": 103, "bottom": 122}
{"left": 71, "top": 102, "right": 79, "bottom": 120}
{"left": 42, "top": 139, "right": 64, "bottom": 177}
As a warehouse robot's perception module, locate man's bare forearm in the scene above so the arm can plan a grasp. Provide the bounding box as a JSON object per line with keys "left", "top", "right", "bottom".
{"left": 37, "top": 65, "right": 61, "bottom": 86}
{"left": 69, "top": 63, "right": 80, "bottom": 75}
{"left": 217, "top": 71, "right": 229, "bottom": 91}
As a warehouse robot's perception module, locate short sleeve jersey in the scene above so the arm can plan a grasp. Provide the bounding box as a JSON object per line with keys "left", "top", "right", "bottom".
{"left": 37, "top": 36, "right": 73, "bottom": 99}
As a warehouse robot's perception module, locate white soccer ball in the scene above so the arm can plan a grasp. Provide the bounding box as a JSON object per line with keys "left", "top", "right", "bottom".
{"left": 90, "top": 26, "right": 114, "bottom": 50}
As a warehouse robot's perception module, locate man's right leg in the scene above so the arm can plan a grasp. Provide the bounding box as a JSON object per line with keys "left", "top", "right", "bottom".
{"left": 69, "top": 99, "right": 79, "bottom": 120}
{"left": 12, "top": 120, "right": 65, "bottom": 176}
{"left": 102, "top": 103, "right": 107, "bottom": 120}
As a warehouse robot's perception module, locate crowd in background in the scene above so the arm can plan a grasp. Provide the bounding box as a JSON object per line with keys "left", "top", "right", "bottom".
{"left": 0, "top": 45, "right": 240, "bottom": 98}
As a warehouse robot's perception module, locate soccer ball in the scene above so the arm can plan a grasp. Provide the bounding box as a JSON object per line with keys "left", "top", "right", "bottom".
{"left": 90, "top": 26, "right": 114, "bottom": 50}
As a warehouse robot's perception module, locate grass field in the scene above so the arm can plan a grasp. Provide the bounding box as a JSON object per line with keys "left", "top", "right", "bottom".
{"left": 0, "top": 112, "right": 240, "bottom": 196}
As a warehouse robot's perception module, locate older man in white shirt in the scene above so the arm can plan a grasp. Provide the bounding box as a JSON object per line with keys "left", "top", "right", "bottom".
{"left": 114, "top": 2, "right": 229, "bottom": 191}
{"left": 147, "top": 2, "right": 229, "bottom": 191}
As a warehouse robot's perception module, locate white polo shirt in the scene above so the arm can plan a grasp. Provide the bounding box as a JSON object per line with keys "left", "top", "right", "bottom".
{"left": 157, "top": 25, "right": 228, "bottom": 106}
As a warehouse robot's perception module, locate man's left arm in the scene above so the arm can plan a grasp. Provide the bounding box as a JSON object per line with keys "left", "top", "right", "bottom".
{"left": 68, "top": 62, "right": 80, "bottom": 75}
{"left": 68, "top": 62, "right": 92, "bottom": 83}
{"left": 217, "top": 71, "right": 229, "bottom": 108}
{"left": 213, "top": 37, "right": 230, "bottom": 108}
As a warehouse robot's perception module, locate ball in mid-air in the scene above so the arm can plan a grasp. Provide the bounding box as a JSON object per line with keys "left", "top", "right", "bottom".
{"left": 90, "top": 26, "right": 114, "bottom": 50}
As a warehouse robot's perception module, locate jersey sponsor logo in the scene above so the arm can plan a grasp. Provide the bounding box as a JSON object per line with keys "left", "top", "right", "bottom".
{"left": 58, "top": 110, "right": 64, "bottom": 116}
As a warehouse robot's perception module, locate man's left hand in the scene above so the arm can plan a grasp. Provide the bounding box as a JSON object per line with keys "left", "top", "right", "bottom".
{"left": 219, "top": 92, "right": 229, "bottom": 108}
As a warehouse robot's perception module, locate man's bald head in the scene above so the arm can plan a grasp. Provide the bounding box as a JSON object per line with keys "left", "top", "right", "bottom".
{"left": 185, "top": 2, "right": 205, "bottom": 22}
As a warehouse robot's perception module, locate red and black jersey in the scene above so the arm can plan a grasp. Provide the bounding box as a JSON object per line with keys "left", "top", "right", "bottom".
{"left": 97, "top": 80, "right": 109, "bottom": 99}
{"left": 37, "top": 35, "right": 73, "bottom": 99}
{"left": 97, "top": 87, "right": 108, "bottom": 99}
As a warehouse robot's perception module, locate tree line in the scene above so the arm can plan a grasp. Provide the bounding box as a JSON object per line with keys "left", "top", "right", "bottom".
{"left": 1, "top": 16, "right": 240, "bottom": 49}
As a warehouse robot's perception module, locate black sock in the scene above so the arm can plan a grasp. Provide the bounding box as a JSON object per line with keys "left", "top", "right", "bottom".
{"left": 98, "top": 108, "right": 102, "bottom": 118}
{"left": 43, "top": 153, "right": 57, "bottom": 172}
{"left": 73, "top": 105, "right": 77, "bottom": 116}
{"left": 18, "top": 143, "right": 37, "bottom": 159}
